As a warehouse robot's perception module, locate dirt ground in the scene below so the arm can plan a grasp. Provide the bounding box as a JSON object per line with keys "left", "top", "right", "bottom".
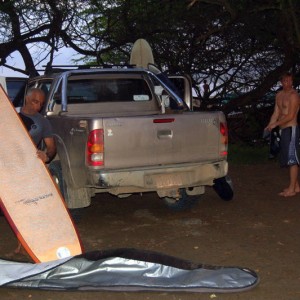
{"left": 1, "top": 161, "right": 300, "bottom": 300}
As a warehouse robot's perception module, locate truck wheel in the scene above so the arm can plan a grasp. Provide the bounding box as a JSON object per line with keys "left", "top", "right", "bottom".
{"left": 213, "top": 176, "right": 234, "bottom": 201}
{"left": 48, "top": 161, "right": 84, "bottom": 223}
{"left": 163, "top": 189, "right": 200, "bottom": 211}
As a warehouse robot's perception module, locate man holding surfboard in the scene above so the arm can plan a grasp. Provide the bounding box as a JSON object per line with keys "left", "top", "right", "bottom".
{"left": 19, "top": 88, "right": 56, "bottom": 163}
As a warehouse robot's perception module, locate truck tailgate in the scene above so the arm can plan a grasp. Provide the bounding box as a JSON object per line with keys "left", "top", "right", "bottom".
{"left": 103, "top": 112, "right": 223, "bottom": 169}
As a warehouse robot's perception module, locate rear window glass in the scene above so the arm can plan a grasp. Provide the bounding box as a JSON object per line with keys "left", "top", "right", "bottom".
{"left": 67, "top": 78, "right": 152, "bottom": 104}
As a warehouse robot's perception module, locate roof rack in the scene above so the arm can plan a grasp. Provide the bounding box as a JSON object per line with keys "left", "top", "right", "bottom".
{"left": 42, "top": 64, "right": 136, "bottom": 75}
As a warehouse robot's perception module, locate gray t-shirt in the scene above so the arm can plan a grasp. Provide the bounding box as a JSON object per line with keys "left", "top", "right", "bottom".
{"left": 19, "top": 112, "right": 53, "bottom": 147}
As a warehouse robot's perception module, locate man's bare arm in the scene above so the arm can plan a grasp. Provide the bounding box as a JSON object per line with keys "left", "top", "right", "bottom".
{"left": 37, "top": 137, "right": 56, "bottom": 163}
{"left": 266, "top": 98, "right": 281, "bottom": 131}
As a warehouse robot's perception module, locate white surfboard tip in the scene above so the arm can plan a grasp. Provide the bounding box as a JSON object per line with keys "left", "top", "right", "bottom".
{"left": 130, "top": 39, "right": 154, "bottom": 68}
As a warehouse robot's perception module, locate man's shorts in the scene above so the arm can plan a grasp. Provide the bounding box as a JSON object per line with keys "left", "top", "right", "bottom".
{"left": 279, "top": 126, "right": 300, "bottom": 167}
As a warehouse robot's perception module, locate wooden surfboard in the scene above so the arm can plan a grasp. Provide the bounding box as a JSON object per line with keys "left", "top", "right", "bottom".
{"left": 130, "top": 39, "right": 154, "bottom": 68}
{"left": 0, "top": 86, "right": 83, "bottom": 262}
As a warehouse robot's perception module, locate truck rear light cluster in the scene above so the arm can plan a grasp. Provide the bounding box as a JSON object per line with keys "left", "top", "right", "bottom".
{"left": 220, "top": 122, "right": 228, "bottom": 156}
{"left": 86, "top": 129, "right": 104, "bottom": 166}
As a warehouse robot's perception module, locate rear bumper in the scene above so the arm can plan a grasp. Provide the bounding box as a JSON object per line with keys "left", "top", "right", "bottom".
{"left": 90, "top": 160, "right": 228, "bottom": 194}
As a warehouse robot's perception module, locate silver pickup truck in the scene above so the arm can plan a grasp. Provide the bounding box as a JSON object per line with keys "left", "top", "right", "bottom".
{"left": 27, "top": 66, "right": 232, "bottom": 211}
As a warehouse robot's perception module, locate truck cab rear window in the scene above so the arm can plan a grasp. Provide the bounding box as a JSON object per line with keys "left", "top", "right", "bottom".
{"left": 67, "top": 79, "right": 151, "bottom": 103}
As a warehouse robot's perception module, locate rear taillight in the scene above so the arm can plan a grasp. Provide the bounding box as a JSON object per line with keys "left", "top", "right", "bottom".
{"left": 220, "top": 122, "right": 228, "bottom": 156}
{"left": 86, "top": 129, "right": 104, "bottom": 166}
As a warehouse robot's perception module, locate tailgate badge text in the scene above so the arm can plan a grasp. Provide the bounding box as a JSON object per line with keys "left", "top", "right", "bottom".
{"left": 107, "top": 129, "right": 113, "bottom": 136}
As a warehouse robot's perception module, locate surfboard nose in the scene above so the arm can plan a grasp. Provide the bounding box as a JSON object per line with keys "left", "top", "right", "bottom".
{"left": 130, "top": 39, "right": 154, "bottom": 68}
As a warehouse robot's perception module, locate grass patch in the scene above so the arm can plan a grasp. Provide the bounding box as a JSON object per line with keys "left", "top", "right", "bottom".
{"left": 228, "top": 143, "right": 271, "bottom": 165}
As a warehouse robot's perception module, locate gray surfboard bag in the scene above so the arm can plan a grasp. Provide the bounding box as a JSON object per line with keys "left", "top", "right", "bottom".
{"left": 0, "top": 248, "right": 259, "bottom": 292}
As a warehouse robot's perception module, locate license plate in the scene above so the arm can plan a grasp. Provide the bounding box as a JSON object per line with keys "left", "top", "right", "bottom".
{"left": 145, "top": 173, "right": 186, "bottom": 188}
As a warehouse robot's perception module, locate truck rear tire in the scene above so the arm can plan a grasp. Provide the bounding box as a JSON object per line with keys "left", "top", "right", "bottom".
{"left": 163, "top": 188, "right": 200, "bottom": 211}
{"left": 213, "top": 176, "right": 234, "bottom": 201}
{"left": 48, "top": 161, "right": 85, "bottom": 223}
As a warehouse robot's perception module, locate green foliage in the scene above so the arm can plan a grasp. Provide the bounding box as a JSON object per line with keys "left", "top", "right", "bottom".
{"left": 77, "top": 0, "right": 300, "bottom": 111}
{"left": 2, "top": 0, "right": 300, "bottom": 108}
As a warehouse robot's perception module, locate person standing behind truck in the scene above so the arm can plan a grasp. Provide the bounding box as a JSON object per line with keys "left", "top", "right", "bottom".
{"left": 19, "top": 87, "right": 56, "bottom": 163}
{"left": 265, "top": 72, "right": 300, "bottom": 197}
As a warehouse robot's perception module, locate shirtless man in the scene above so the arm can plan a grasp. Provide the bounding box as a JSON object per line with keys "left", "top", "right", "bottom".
{"left": 266, "top": 72, "right": 300, "bottom": 197}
